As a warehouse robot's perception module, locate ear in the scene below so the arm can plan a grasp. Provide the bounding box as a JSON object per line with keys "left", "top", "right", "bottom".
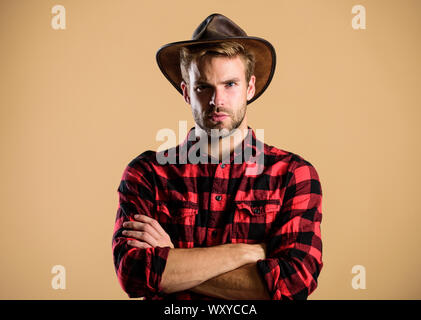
{"left": 246, "top": 75, "right": 256, "bottom": 101}
{"left": 180, "top": 81, "right": 191, "bottom": 104}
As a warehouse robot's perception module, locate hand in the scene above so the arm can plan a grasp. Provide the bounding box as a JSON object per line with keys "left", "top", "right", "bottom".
{"left": 251, "top": 243, "right": 266, "bottom": 261}
{"left": 122, "top": 214, "right": 174, "bottom": 249}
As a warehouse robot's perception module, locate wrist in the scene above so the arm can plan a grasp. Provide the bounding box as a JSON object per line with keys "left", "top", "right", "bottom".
{"left": 252, "top": 243, "right": 266, "bottom": 261}
{"left": 234, "top": 243, "right": 266, "bottom": 264}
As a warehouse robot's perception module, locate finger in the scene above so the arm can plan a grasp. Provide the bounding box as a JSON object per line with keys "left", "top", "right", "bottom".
{"left": 129, "top": 218, "right": 162, "bottom": 240}
{"left": 122, "top": 220, "right": 161, "bottom": 241}
{"left": 123, "top": 230, "right": 158, "bottom": 247}
{"left": 122, "top": 221, "right": 144, "bottom": 231}
{"left": 135, "top": 215, "right": 169, "bottom": 238}
{"left": 127, "top": 239, "right": 152, "bottom": 249}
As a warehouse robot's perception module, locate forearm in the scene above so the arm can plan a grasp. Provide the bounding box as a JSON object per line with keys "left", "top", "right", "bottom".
{"left": 160, "top": 243, "right": 264, "bottom": 294}
{"left": 190, "top": 263, "right": 270, "bottom": 300}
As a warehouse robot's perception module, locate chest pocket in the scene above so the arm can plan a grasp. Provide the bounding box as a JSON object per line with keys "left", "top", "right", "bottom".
{"left": 156, "top": 201, "right": 198, "bottom": 248}
{"left": 233, "top": 199, "right": 280, "bottom": 242}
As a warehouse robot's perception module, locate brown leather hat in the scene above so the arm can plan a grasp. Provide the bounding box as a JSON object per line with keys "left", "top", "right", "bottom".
{"left": 156, "top": 13, "right": 276, "bottom": 105}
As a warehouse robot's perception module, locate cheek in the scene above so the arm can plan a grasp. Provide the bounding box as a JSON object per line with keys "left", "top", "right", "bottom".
{"left": 191, "top": 91, "right": 212, "bottom": 107}
{"left": 229, "top": 86, "right": 248, "bottom": 102}
{"left": 191, "top": 101, "right": 207, "bottom": 120}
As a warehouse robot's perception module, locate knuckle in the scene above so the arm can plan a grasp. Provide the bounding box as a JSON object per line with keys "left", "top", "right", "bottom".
{"left": 151, "top": 220, "right": 161, "bottom": 230}
{"left": 140, "top": 215, "right": 150, "bottom": 223}
{"left": 144, "top": 224, "right": 153, "bottom": 234}
{"left": 132, "top": 222, "right": 141, "bottom": 230}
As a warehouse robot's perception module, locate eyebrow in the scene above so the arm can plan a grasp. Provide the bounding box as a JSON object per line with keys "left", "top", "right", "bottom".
{"left": 194, "top": 77, "right": 242, "bottom": 86}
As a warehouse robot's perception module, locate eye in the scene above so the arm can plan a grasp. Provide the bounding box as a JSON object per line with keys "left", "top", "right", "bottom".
{"left": 225, "top": 81, "right": 236, "bottom": 88}
{"left": 195, "top": 85, "right": 209, "bottom": 92}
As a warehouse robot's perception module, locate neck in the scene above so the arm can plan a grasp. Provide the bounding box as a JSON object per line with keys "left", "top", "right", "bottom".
{"left": 195, "top": 122, "right": 248, "bottom": 162}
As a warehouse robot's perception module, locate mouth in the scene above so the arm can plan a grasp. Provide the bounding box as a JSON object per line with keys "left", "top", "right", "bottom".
{"left": 209, "top": 112, "right": 229, "bottom": 122}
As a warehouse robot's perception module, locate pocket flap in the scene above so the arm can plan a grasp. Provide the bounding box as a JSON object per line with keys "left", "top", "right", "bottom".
{"left": 235, "top": 200, "right": 280, "bottom": 215}
{"left": 156, "top": 201, "right": 198, "bottom": 221}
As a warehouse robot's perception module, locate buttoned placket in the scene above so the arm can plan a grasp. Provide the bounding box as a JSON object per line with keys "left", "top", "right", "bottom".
{"left": 205, "top": 162, "right": 230, "bottom": 246}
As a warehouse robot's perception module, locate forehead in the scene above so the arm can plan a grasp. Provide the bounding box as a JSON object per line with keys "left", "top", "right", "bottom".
{"left": 189, "top": 55, "right": 246, "bottom": 81}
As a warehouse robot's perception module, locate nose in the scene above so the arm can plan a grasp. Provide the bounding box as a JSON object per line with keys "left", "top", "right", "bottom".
{"left": 209, "top": 87, "right": 225, "bottom": 108}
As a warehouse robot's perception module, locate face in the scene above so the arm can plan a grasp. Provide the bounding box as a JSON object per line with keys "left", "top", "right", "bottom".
{"left": 181, "top": 55, "right": 255, "bottom": 138}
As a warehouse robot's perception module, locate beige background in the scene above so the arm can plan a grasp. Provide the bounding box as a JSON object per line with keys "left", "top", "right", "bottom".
{"left": 0, "top": 0, "right": 420, "bottom": 299}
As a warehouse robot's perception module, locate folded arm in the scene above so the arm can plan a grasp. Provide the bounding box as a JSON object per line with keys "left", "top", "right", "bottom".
{"left": 123, "top": 214, "right": 267, "bottom": 296}
{"left": 190, "top": 263, "right": 270, "bottom": 300}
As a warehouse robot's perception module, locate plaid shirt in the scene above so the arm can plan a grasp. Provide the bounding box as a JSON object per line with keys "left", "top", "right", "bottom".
{"left": 112, "top": 127, "right": 323, "bottom": 300}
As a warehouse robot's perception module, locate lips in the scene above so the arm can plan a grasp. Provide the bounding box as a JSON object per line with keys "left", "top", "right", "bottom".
{"left": 209, "top": 113, "right": 229, "bottom": 122}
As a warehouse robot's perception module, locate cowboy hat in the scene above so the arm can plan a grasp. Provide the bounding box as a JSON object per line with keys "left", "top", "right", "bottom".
{"left": 156, "top": 13, "right": 276, "bottom": 104}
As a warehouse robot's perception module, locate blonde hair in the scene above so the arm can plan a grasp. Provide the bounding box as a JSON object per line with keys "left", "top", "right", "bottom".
{"left": 180, "top": 41, "right": 255, "bottom": 85}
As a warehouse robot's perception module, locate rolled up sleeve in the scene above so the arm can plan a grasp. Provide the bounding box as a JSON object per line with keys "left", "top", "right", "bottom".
{"left": 112, "top": 157, "right": 170, "bottom": 299}
{"left": 257, "top": 159, "right": 323, "bottom": 300}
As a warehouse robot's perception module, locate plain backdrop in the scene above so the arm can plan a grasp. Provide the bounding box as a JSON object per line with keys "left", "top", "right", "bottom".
{"left": 0, "top": 0, "right": 420, "bottom": 299}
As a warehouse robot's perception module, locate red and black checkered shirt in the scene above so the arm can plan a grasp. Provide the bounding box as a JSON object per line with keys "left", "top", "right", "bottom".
{"left": 112, "top": 127, "right": 323, "bottom": 300}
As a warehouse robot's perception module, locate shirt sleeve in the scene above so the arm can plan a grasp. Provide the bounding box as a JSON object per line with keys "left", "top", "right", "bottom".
{"left": 256, "top": 158, "right": 323, "bottom": 300}
{"left": 112, "top": 156, "right": 170, "bottom": 299}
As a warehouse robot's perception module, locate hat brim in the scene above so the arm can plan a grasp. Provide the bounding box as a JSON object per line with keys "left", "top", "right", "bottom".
{"left": 156, "top": 37, "right": 276, "bottom": 105}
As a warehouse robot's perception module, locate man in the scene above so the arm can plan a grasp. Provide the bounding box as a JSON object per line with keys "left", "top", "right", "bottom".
{"left": 112, "top": 13, "right": 323, "bottom": 300}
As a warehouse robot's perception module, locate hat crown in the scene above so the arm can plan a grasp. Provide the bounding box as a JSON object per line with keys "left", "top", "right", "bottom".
{"left": 192, "top": 13, "right": 248, "bottom": 41}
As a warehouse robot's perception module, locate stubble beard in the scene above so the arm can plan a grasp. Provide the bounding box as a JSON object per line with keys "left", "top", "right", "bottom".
{"left": 194, "top": 102, "right": 247, "bottom": 139}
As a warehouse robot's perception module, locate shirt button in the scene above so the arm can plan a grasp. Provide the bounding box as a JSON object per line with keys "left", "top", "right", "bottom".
{"left": 215, "top": 195, "right": 222, "bottom": 201}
